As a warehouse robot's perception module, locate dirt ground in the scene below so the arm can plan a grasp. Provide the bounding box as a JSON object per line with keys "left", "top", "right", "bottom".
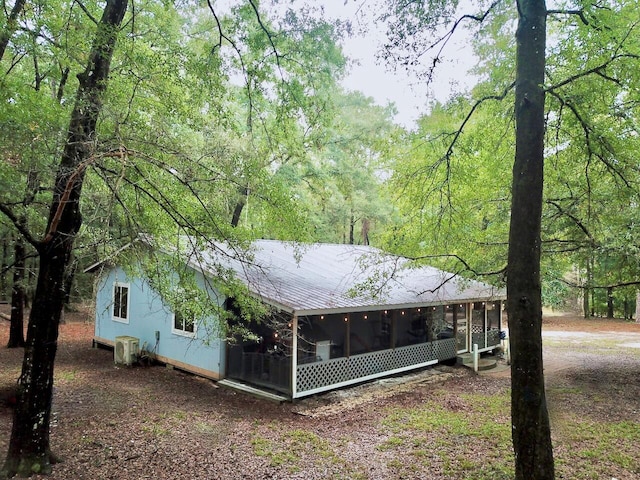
{"left": 1, "top": 307, "right": 639, "bottom": 479}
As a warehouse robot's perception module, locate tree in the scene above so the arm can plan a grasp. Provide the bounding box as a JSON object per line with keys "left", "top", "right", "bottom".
{"left": 1, "top": 0, "right": 129, "bottom": 475}
{"left": 376, "top": 1, "right": 550, "bottom": 477}
{"left": 506, "top": 1, "right": 554, "bottom": 478}
{"left": 378, "top": 1, "right": 640, "bottom": 476}
{"left": 1, "top": 1, "right": 351, "bottom": 475}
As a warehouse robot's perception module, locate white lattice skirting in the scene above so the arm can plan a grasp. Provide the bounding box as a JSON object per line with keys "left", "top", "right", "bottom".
{"left": 295, "top": 338, "right": 456, "bottom": 398}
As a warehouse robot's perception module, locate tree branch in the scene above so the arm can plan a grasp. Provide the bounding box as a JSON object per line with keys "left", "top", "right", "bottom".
{"left": 73, "top": 0, "right": 99, "bottom": 25}
{"left": 43, "top": 149, "right": 129, "bottom": 244}
{"left": 546, "top": 9, "right": 590, "bottom": 25}
{"left": 0, "top": 0, "right": 26, "bottom": 62}
{"left": 0, "top": 204, "right": 41, "bottom": 249}
{"left": 545, "top": 53, "right": 639, "bottom": 93}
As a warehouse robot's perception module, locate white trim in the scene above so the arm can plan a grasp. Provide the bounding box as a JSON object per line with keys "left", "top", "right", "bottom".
{"left": 292, "top": 315, "right": 298, "bottom": 398}
{"left": 171, "top": 312, "right": 197, "bottom": 339}
{"left": 292, "top": 359, "right": 438, "bottom": 399}
{"left": 112, "top": 282, "right": 130, "bottom": 324}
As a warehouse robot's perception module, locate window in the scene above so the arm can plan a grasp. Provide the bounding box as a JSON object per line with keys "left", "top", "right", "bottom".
{"left": 172, "top": 311, "right": 196, "bottom": 337}
{"left": 112, "top": 283, "right": 129, "bottom": 323}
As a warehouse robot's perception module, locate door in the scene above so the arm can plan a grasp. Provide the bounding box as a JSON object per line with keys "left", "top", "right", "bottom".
{"left": 454, "top": 304, "right": 468, "bottom": 353}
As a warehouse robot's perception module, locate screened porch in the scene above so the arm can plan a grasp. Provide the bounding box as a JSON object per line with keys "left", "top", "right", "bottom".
{"left": 226, "top": 301, "right": 503, "bottom": 399}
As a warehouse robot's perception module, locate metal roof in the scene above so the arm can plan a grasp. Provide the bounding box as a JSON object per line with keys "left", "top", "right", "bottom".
{"left": 191, "top": 240, "right": 506, "bottom": 316}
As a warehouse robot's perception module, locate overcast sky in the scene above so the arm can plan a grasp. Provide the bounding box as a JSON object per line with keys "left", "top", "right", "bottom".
{"left": 315, "top": 1, "right": 478, "bottom": 128}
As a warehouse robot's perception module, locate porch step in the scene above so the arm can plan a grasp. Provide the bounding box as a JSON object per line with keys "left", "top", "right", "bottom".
{"left": 217, "top": 379, "right": 289, "bottom": 404}
{"left": 457, "top": 354, "right": 498, "bottom": 372}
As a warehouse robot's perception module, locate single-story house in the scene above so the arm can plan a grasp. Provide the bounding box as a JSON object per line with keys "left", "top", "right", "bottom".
{"left": 88, "top": 240, "right": 506, "bottom": 399}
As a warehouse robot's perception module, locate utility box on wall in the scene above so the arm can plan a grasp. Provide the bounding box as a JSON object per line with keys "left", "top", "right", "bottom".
{"left": 114, "top": 336, "right": 139, "bottom": 366}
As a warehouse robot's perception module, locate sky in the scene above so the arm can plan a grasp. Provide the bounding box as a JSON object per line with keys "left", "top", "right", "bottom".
{"left": 217, "top": 0, "right": 479, "bottom": 129}
{"left": 314, "top": 1, "right": 479, "bottom": 129}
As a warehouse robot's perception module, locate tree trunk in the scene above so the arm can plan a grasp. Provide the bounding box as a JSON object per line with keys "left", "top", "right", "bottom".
{"left": 606, "top": 286, "right": 614, "bottom": 318}
{"left": 6, "top": 239, "right": 25, "bottom": 348}
{"left": 349, "top": 211, "right": 355, "bottom": 245}
{"left": 361, "top": 218, "right": 370, "bottom": 246}
{"left": 0, "top": 0, "right": 26, "bottom": 62}
{"left": 582, "top": 255, "right": 592, "bottom": 318}
{"left": 1, "top": 235, "right": 9, "bottom": 300}
{"left": 635, "top": 291, "right": 640, "bottom": 323}
{"left": 507, "top": 1, "right": 555, "bottom": 480}
{"left": 1, "top": 1, "right": 129, "bottom": 476}
{"left": 231, "top": 186, "right": 249, "bottom": 227}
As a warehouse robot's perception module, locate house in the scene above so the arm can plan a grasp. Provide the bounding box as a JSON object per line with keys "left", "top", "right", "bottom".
{"left": 88, "top": 240, "right": 506, "bottom": 399}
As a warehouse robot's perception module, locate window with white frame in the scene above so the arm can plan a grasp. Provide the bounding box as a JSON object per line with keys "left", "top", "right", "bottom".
{"left": 112, "top": 282, "right": 130, "bottom": 323}
{"left": 172, "top": 311, "right": 196, "bottom": 337}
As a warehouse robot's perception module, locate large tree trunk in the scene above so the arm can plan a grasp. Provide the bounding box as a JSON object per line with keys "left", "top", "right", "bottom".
{"left": 507, "top": 1, "right": 555, "bottom": 480}
{"left": 6, "top": 239, "right": 26, "bottom": 348}
{"left": 1, "top": 1, "right": 128, "bottom": 476}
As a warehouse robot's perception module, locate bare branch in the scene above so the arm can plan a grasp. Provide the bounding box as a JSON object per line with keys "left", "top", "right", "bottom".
{"left": 407, "top": 252, "right": 506, "bottom": 279}
{"left": 43, "top": 149, "right": 129, "bottom": 244}
{"left": 547, "top": 89, "right": 632, "bottom": 188}
{"left": 73, "top": 0, "right": 99, "bottom": 25}
{"left": 444, "top": 81, "right": 516, "bottom": 160}
{"left": 0, "top": 204, "right": 41, "bottom": 249}
{"left": 545, "top": 53, "right": 639, "bottom": 94}
{"left": 248, "top": 0, "right": 282, "bottom": 72}
{"left": 206, "top": 0, "right": 255, "bottom": 128}
{"left": 403, "top": 1, "right": 500, "bottom": 82}
{"left": 546, "top": 200, "right": 595, "bottom": 244}
{"left": 546, "top": 9, "right": 589, "bottom": 25}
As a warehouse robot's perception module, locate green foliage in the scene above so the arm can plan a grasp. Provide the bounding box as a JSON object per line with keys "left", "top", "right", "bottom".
{"left": 380, "top": 0, "right": 640, "bottom": 311}
{"left": 383, "top": 99, "right": 511, "bottom": 284}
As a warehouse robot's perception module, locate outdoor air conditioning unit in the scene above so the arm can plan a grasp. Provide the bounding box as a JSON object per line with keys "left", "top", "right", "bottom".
{"left": 114, "top": 336, "right": 139, "bottom": 366}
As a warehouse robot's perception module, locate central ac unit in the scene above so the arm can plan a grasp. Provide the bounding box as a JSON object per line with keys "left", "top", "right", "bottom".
{"left": 114, "top": 336, "right": 139, "bottom": 366}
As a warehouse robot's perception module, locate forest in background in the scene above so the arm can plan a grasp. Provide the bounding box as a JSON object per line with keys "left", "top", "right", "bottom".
{"left": 1, "top": 1, "right": 639, "bottom": 478}
{"left": 2, "top": 0, "right": 639, "bottom": 318}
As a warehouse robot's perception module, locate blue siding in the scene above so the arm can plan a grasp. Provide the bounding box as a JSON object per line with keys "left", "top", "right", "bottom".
{"left": 94, "top": 266, "right": 225, "bottom": 377}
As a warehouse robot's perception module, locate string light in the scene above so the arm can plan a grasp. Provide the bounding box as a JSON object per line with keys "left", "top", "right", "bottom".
{"left": 363, "top": 315, "right": 368, "bottom": 320}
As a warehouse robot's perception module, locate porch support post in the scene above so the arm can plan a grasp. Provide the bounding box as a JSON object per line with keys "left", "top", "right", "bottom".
{"left": 291, "top": 314, "right": 298, "bottom": 398}
{"left": 473, "top": 343, "right": 479, "bottom": 373}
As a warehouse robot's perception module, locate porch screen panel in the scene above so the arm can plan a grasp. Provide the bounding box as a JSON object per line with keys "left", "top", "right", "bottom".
{"left": 395, "top": 309, "right": 428, "bottom": 347}
{"left": 487, "top": 301, "right": 501, "bottom": 347}
{"left": 297, "top": 314, "right": 346, "bottom": 364}
{"left": 471, "top": 302, "right": 487, "bottom": 350}
{"left": 452, "top": 304, "right": 468, "bottom": 352}
{"left": 349, "top": 311, "right": 380, "bottom": 355}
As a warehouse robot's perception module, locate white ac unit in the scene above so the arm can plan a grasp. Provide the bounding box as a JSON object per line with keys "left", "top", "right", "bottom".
{"left": 114, "top": 336, "right": 139, "bottom": 366}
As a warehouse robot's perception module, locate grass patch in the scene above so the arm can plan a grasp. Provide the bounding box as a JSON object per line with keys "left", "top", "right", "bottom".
{"left": 379, "top": 389, "right": 514, "bottom": 478}
{"left": 251, "top": 428, "right": 366, "bottom": 478}
{"left": 56, "top": 369, "right": 77, "bottom": 382}
{"left": 555, "top": 417, "right": 640, "bottom": 477}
